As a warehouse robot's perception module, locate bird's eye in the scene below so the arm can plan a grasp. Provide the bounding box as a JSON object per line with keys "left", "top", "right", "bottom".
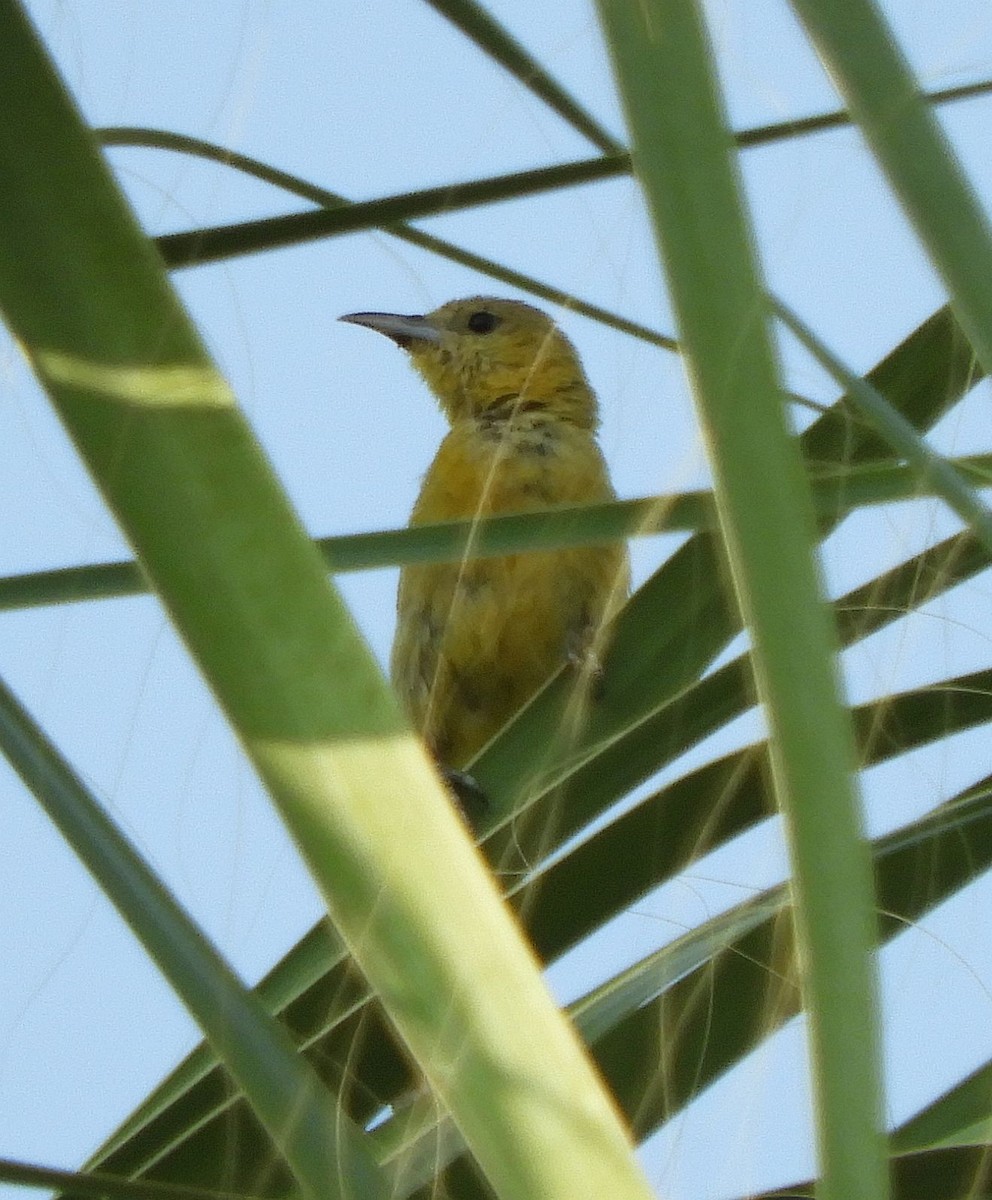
{"left": 467, "top": 310, "right": 499, "bottom": 334}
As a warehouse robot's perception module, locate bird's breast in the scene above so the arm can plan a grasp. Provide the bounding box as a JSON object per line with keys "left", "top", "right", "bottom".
{"left": 393, "top": 416, "right": 627, "bottom": 766}
{"left": 410, "top": 418, "right": 612, "bottom": 521}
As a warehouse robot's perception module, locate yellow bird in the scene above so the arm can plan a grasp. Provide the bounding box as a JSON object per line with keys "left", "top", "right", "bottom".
{"left": 341, "top": 297, "right": 629, "bottom": 781}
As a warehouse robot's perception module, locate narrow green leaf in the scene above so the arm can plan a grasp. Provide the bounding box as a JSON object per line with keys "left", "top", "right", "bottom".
{"left": 157, "top": 155, "right": 627, "bottom": 269}
{"left": 0, "top": 676, "right": 382, "bottom": 1200}
{"left": 760, "top": 1038, "right": 992, "bottom": 1198}
{"left": 0, "top": 1157, "right": 266, "bottom": 1200}
{"left": 893, "top": 1058, "right": 992, "bottom": 1154}
{"left": 737, "top": 77, "right": 992, "bottom": 151}
{"left": 593, "top": 4, "right": 885, "bottom": 1199}
{"left": 87, "top": 920, "right": 348, "bottom": 1166}
{"left": 789, "top": 0, "right": 992, "bottom": 377}
{"left": 775, "top": 298, "right": 992, "bottom": 554}
{"left": 3, "top": 457, "right": 990, "bottom": 612}
{"left": 759, "top": 1144, "right": 992, "bottom": 1200}
{"left": 421, "top": 0, "right": 624, "bottom": 154}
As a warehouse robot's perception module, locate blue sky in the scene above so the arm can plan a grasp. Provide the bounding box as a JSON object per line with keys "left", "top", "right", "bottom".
{"left": 2, "top": 3, "right": 992, "bottom": 1198}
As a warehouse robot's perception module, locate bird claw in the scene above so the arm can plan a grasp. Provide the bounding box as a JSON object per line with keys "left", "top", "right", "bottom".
{"left": 441, "top": 766, "right": 489, "bottom": 827}
{"left": 566, "top": 640, "right": 606, "bottom": 701}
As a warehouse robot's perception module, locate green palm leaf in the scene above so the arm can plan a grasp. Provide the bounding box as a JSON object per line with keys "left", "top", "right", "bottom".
{"left": 3, "top": 3, "right": 992, "bottom": 1200}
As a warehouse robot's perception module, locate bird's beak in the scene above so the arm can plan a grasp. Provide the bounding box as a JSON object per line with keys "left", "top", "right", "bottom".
{"left": 339, "top": 311, "right": 442, "bottom": 349}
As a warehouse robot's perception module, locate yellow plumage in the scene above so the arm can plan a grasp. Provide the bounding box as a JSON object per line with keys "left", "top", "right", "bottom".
{"left": 341, "top": 297, "right": 629, "bottom": 769}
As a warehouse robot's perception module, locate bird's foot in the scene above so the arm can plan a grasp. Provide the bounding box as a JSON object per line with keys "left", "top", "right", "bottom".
{"left": 441, "top": 766, "right": 489, "bottom": 827}
{"left": 566, "top": 641, "right": 606, "bottom": 701}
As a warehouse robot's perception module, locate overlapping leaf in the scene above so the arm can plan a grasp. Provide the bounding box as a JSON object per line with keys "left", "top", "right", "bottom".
{"left": 2, "top": 3, "right": 991, "bottom": 1200}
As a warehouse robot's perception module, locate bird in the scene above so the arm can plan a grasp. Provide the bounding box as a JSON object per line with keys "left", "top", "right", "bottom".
{"left": 340, "top": 297, "right": 630, "bottom": 793}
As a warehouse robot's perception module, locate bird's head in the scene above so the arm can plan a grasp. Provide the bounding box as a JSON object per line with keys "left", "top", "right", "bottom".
{"left": 340, "top": 297, "right": 599, "bottom": 428}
